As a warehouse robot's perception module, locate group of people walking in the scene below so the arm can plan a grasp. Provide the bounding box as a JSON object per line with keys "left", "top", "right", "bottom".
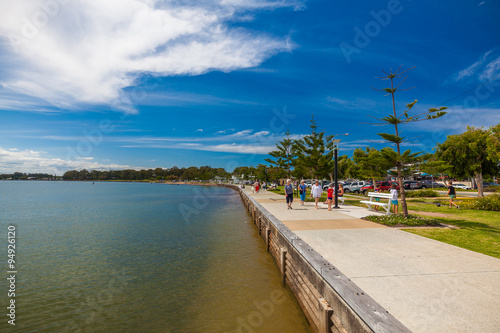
{"left": 251, "top": 181, "right": 270, "bottom": 193}
{"left": 264, "top": 178, "right": 461, "bottom": 213}
{"left": 285, "top": 179, "right": 344, "bottom": 210}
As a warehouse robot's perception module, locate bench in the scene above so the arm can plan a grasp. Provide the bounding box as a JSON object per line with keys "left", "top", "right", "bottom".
{"left": 360, "top": 192, "right": 393, "bottom": 214}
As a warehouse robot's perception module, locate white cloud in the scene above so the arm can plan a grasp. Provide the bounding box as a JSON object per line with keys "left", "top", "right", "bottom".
{"left": 196, "top": 129, "right": 203, "bottom": 132}
{"left": 121, "top": 142, "right": 275, "bottom": 154}
{"left": 479, "top": 56, "right": 500, "bottom": 81}
{"left": 0, "top": 0, "right": 299, "bottom": 113}
{"left": 454, "top": 49, "right": 500, "bottom": 82}
{"left": 221, "top": 0, "right": 305, "bottom": 11}
{"left": 326, "top": 96, "right": 377, "bottom": 110}
{"left": 12, "top": 128, "right": 308, "bottom": 156}
{"left": 411, "top": 106, "right": 500, "bottom": 132}
{"left": 0, "top": 147, "right": 134, "bottom": 175}
{"left": 116, "top": 128, "right": 306, "bottom": 154}
{"left": 198, "top": 143, "right": 275, "bottom": 154}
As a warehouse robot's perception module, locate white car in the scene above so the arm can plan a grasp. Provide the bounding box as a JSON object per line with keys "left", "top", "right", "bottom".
{"left": 453, "top": 183, "right": 471, "bottom": 190}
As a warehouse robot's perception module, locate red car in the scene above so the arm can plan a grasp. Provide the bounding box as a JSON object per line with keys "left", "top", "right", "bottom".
{"left": 361, "top": 181, "right": 400, "bottom": 195}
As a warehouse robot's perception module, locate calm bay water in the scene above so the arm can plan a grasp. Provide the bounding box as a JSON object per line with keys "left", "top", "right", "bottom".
{"left": 0, "top": 181, "right": 311, "bottom": 333}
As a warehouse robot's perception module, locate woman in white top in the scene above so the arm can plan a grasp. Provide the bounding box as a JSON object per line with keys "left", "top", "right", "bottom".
{"left": 310, "top": 180, "right": 323, "bottom": 209}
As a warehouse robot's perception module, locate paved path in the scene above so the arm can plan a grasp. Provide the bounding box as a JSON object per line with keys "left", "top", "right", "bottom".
{"left": 245, "top": 189, "right": 500, "bottom": 333}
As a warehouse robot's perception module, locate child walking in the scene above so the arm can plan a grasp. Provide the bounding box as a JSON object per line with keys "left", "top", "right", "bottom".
{"left": 327, "top": 184, "right": 334, "bottom": 211}
{"left": 390, "top": 184, "right": 399, "bottom": 214}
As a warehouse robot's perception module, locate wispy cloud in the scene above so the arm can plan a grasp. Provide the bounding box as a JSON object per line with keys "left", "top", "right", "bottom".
{"left": 326, "top": 96, "right": 377, "bottom": 111}
{"left": 11, "top": 126, "right": 310, "bottom": 156}
{"left": 0, "top": 147, "right": 135, "bottom": 175}
{"left": 479, "top": 56, "right": 500, "bottom": 81}
{"left": 412, "top": 106, "right": 500, "bottom": 132}
{"left": 215, "top": 128, "right": 235, "bottom": 134}
{"left": 0, "top": 0, "right": 300, "bottom": 113}
{"left": 122, "top": 142, "right": 275, "bottom": 154}
{"left": 117, "top": 128, "right": 306, "bottom": 154}
{"left": 454, "top": 49, "right": 500, "bottom": 81}
{"left": 136, "top": 91, "right": 264, "bottom": 108}
{"left": 221, "top": 0, "right": 306, "bottom": 11}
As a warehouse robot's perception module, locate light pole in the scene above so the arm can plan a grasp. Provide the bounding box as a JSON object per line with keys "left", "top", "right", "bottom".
{"left": 332, "top": 133, "right": 349, "bottom": 209}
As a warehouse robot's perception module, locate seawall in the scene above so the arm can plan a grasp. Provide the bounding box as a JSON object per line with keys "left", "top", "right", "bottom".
{"left": 228, "top": 185, "right": 410, "bottom": 333}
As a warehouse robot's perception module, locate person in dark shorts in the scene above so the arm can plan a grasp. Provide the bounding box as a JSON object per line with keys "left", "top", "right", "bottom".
{"left": 447, "top": 181, "right": 459, "bottom": 209}
{"left": 285, "top": 179, "right": 294, "bottom": 209}
{"left": 327, "top": 184, "right": 334, "bottom": 211}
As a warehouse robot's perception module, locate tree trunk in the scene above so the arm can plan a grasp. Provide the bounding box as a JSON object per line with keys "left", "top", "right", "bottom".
{"left": 397, "top": 164, "right": 408, "bottom": 217}
{"left": 475, "top": 170, "right": 484, "bottom": 198}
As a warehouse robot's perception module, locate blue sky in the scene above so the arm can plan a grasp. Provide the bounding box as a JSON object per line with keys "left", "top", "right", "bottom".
{"left": 0, "top": 0, "right": 499, "bottom": 175}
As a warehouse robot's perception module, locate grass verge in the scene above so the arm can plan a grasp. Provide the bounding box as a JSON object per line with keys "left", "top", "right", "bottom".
{"left": 365, "top": 214, "right": 440, "bottom": 227}
{"left": 405, "top": 200, "right": 500, "bottom": 259}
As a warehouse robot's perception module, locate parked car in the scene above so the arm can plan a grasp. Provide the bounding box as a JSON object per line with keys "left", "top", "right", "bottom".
{"left": 361, "top": 181, "right": 399, "bottom": 195}
{"left": 453, "top": 183, "right": 471, "bottom": 190}
{"left": 422, "top": 181, "right": 446, "bottom": 188}
{"left": 474, "top": 182, "right": 499, "bottom": 189}
{"left": 413, "top": 181, "right": 427, "bottom": 189}
{"left": 343, "top": 181, "right": 368, "bottom": 193}
{"left": 346, "top": 185, "right": 362, "bottom": 194}
{"left": 403, "top": 181, "right": 419, "bottom": 190}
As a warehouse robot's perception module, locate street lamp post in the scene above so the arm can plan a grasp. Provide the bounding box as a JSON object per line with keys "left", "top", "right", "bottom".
{"left": 332, "top": 133, "right": 349, "bottom": 209}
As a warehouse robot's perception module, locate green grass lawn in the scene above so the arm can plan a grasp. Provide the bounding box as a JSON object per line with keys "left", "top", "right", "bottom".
{"left": 403, "top": 200, "right": 500, "bottom": 259}
{"left": 356, "top": 197, "right": 500, "bottom": 259}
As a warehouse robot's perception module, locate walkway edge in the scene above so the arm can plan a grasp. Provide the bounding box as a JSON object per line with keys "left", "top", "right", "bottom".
{"left": 233, "top": 185, "right": 411, "bottom": 333}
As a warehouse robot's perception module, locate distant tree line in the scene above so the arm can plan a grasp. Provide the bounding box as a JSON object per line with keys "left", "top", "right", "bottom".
{"left": 0, "top": 172, "right": 59, "bottom": 180}
{"left": 62, "top": 166, "right": 230, "bottom": 181}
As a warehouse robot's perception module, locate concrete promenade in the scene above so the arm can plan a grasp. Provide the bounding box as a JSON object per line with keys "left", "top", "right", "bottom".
{"left": 244, "top": 188, "right": 500, "bottom": 333}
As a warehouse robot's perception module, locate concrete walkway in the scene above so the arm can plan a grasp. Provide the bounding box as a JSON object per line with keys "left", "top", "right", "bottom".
{"left": 244, "top": 189, "right": 500, "bottom": 333}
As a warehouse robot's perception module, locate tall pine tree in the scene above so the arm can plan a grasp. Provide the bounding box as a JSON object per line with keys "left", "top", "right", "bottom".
{"left": 294, "top": 115, "right": 334, "bottom": 180}
{"left": 373, "top": 66, "right": 447, "bottom": 216}
{"left": 265, "top": 129, "right": 296, "bottom": 178}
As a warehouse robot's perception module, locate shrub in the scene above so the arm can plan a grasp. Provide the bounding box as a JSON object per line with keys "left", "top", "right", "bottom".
{"left": 365, "top": 214, "right": 440, "bottom": 226}
{"left": 457, "top": 194, "right": 500, "bottom": 211}
{"left": 405, "top": 189, "right": 440, "bottom": 198}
